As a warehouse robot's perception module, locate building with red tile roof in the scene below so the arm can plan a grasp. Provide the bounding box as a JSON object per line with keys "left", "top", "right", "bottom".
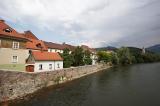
{"left": 0, "top": 20, "right": 29, "bottom": 70}
{"left": 31, "top": 51, "right": 63, "bottom": 61}
{"left": 26, "top": 51, "right": 63, "bottom": 72}
{"left": 23, "top": 30, "right": 39, "bottom": 40}
{"left": 44, "top": 41, "right": 65, "bottom": 53}
{"left": 44, "top": 41, "right": 76, "bottom": 53}
{"left": 26, "top": 39, "right": 48, "bottom": 51}
{"left": 0, "top": 20, "right": 28, "bottom": 41}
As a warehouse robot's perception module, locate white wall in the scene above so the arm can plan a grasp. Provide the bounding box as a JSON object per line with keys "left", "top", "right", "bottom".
{"left": 34, "top": 61, "right": 63, "bottom": 72}
{"left": 48, "top": 48, "right": 63, "bottom": 53}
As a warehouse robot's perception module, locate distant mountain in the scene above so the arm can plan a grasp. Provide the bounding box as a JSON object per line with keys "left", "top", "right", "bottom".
{"left": 95, "top": 46, "right": 117, "bottom": 51}
{"left": 147, "top": 44, "right": 160, "bottom": 54}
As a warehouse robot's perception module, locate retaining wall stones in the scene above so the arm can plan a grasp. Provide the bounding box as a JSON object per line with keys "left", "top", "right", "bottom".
{"left": 0, "top": 64, "right": 110, "bottom": 102}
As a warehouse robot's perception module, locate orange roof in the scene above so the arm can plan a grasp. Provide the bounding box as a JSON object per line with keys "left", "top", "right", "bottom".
{"left": 23, "top": 30, "right": 39, "bottom": 40}
{"left": 44, "top": 41, "right": 65, "bottom": 50}
{"left": 0, "top": 20, "right": 28, "bottom": 40}
{"left": 81, "top": 45, "right": 96, "bottom": 53}
{"left": 26, "top": 39, "right": 48, "bottom": 51}
{"left": 32, "top": 51, "right": 63, "bottom": 61}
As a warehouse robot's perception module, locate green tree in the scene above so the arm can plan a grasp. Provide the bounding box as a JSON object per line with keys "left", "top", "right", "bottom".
{"left": 61, "top": 48, "right": 74, "bottom": 68}
{"left": 97, "top": 51, "right": 112, "bottom": 63}
{"left": 72, "top": 46, "right": 84, "bottom": 66}
{"left": 117, "top": 47, "right": 132, "bottom": 65}
{"left": 84, "top": 50, "right": 92, "bottom": 65}
{"left": 111, "top": 53, "right": 119, "bottom": 65}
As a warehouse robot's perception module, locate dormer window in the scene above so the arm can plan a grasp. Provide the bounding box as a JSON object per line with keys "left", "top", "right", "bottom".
{"left": 36, "top": 43, "right": 42, "bottom": 48}
{"left": 4, "top": 28, "right": 12, "bottom": 33}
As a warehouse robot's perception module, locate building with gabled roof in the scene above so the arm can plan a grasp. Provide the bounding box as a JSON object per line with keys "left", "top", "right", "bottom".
{"left": 44, "top": 41, "right": 76, "bottom": 54}
{"left": 0, "top": 20, "right": 29, "bottom": 71}
{"left": 22, "top": 31, "right": 48, "bottom": 51}
{"left": 23, "top": 30, "right": 39, "bottom": 40}
{"left": 26, "top": 51, "right": 63, "bottom": 72}
{"left": 44, "top": 41, "right": 65, "bottom": 53}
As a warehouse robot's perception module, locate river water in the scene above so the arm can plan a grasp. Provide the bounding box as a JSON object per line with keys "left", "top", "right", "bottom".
{"left": 6, "top": 63, "right": 160, "bottom": 106}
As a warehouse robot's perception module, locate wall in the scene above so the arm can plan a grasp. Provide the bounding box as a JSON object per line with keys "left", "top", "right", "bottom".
{"left": 0, "top": 38, "right": 26, "bottom": 49}
{"left": 48, "top": 48, "right": 63, "bottom": 53}
{"left": 34, "top": 61, "right": 63, "bottom": 72}
{"left": 0, "top": 48, "right": 29, "bottom": 64}
{"left": 0, "top": 64, "right": 110, "bottom": 102}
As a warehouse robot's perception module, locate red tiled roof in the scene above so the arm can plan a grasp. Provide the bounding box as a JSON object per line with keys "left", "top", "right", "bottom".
{"left": 44, "top": 41, "right": 65, "bottom": 50}
{"left": 81, "top": 45, "right": 96, "bottom": 53}
{"left": 23, "top": 30, "right": 39, "bottom": 40}
{"left": 0, "top": 20, "right": 28, "bottom": 40}
{"left": 26, "top": 39, "right": 48, "bottom": 51}
{"left": 32, "top": 51, "right": 63, "bottom": 61}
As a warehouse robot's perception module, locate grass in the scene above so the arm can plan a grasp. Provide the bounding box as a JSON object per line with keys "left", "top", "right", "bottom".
{"left": 0, "top": 64, "right": 25, "bottom": 71}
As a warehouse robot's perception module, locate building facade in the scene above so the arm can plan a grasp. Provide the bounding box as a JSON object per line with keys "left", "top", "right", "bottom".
{"left": 26, "top": 51, "right": 63, "bottom": 72}
{"left": 0, "top": 20, "right": 29, "bottom": 71}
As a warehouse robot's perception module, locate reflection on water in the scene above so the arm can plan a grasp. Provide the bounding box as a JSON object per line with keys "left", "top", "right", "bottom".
{"left": 3, "top": 63, "right": 160, "bottom": 106}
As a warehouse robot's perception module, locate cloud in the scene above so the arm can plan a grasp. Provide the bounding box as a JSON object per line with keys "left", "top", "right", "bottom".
{"left": 0, "top": 0, "right": 160, "bottom": 47}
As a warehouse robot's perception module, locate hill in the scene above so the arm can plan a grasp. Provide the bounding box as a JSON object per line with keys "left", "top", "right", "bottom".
{"left": 95, "top": 46, "right": 117, "bottom": 51}
{"left": 147, "top": 44, "right": 160, "bottom": 54}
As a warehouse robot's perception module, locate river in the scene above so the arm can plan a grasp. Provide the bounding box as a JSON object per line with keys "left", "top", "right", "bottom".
{"left": 5, "top": 63, "right": 160, "bottom": 106}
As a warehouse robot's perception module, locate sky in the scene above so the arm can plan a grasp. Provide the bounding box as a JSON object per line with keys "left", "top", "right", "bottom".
{"left": 0, "top": 0, "right": 160, "bottom": 48}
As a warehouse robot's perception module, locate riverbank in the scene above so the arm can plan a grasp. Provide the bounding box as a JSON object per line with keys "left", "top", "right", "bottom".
{"left": 0, "top": 64, "right": 111, "bottom": 103}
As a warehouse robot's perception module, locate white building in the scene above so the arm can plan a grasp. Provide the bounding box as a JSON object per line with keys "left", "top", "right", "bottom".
{"left": 44, "top": 41, "right": 65, "bottom": 53}
{"left": 26, "top": 51, "right": 63, "bottom": 72}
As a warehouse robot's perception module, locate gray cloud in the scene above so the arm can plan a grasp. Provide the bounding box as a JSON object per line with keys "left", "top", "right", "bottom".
{"left": 0, "top": 0, "right": 160, "bottom": 47}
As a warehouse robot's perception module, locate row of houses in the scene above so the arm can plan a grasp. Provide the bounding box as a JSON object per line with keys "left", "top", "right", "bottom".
{"left": 0, "top": 19, "right": 97, "bottom": 72}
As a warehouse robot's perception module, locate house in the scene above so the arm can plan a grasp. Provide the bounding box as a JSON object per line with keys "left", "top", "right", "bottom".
{"left": 63, "top": 43, "right": 76, "bottom": 53}
{"left": 26, "top": 51, "right": 63, "bottom": 72}
{"left": 22, "top": 31, "right": 48, "bottom": 51}
{"left": 44, "top": 41, "right": 65, "bottom": 53}
{"left": 44, "top": 41, "right": 76, "bottom": 54}
{"left": 0, "top": 20, "right": 29, "bottom": 71}
{"left": 81, "top": 45, "right": 97, "bottom": 65}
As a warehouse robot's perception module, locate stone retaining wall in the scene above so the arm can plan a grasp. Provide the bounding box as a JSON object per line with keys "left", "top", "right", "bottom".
{"left": 0, "top": 64, "right": 110, "bottom": 102}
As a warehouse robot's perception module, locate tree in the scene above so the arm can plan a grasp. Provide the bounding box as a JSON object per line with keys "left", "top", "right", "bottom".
{"left": 72, "top": 46, "right": 84, "bottom": 66}
{"left": 84, "top": 50, "right": 92, "bottom": 65}
{"left": 61, "top": 48, "right": 74, "bottom": 68}
{"left": 97, "top": 51, "right": 112, "bottom": 63}
{"left": 111, "top": 53, "right": 119, "bottom": 65}
{"left": 117, "top": 47, "right": 132, "bottom": 65}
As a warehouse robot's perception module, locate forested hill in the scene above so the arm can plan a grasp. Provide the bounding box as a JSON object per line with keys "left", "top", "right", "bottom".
{"left": 95, "top": 46, "right": 117, "bottom": 51}
{"left": 147, "top": 44, "right": 160, "bottom": 54}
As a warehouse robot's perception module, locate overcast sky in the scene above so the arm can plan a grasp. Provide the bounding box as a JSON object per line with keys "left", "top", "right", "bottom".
{"left": 0, "top": 0, "right": 160, "bottom": 48}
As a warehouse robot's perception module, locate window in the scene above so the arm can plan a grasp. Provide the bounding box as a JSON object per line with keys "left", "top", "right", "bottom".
{"left": 49, "top": 64, "right": 52, "bottom": 70}
{"left": 57, "top": 63, "right": 60, "bottom": 68}
{"left": 12, "top": 56, "right": 18, "bottom": 63}
{"left": 39, "top": 64, "right": 43, "bottom": 70}
{"left": 12, "top": 42, "right": 19, "bottom": 49}
{"left": 4, "top": 28, "right": 12, "bottom": 33}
